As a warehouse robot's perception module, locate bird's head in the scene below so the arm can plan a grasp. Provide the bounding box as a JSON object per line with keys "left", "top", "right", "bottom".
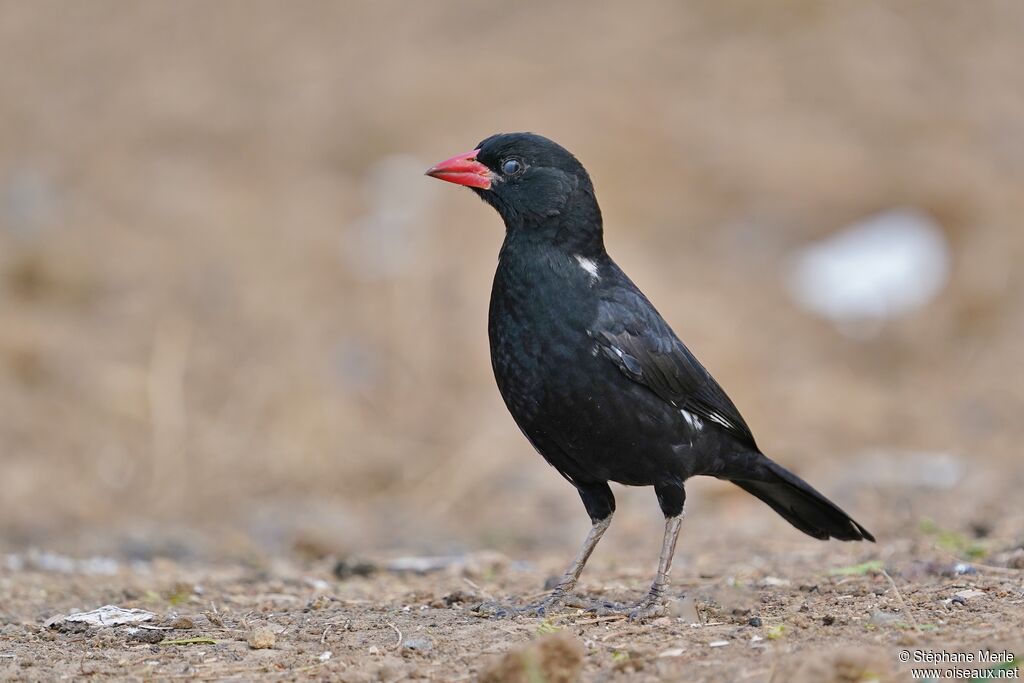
{"left": 426, "top": 133, "right": 603, "bottom": 250}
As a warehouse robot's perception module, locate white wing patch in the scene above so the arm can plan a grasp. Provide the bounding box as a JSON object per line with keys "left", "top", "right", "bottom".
{"left": 680, "top": 409, "right": 704, "bottom": 431}
{"left": 574, "top": 255, "right": 600, "bottom": 282}
{"left": 705, "top": 412, "right": 734, "bottom": 429}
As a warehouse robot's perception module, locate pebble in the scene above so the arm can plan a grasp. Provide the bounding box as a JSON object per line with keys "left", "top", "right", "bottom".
{"left": 169, "top": 616, "right": 194, "bottom": 630}
{"left": 747, "top": 616, "right": 762, "bottom": 627}
{"left": 247, "top": 626, "right": 276, "bottom": 650}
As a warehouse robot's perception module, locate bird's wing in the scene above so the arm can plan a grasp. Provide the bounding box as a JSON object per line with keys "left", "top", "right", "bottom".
{"left": 593, "top": 283, "right": 757, "bottom": 449}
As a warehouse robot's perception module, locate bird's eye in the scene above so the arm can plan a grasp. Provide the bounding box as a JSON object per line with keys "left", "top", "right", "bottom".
{"left": 502, "top": 159, "right": 522, "bottom": 175}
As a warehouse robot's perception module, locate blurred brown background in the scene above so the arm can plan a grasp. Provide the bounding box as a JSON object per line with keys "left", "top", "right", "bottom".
{"left": 1, "top": 1, "right": 1022, "bottom": 565}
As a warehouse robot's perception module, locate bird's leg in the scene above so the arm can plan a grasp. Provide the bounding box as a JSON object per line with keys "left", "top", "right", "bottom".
{"left": 580, "top": 480, "right": 686, "bottom": 622}
{"left": 474, "top": 515, "right": 614, "bottom": 618}
{"left": 629, "top": 513, "right": 684, "bottom": 618}
{"left": 473, "top": 482, "right": 617, "bottom": 618}
{"left": 618, "top": 482, "right": 687, "bottom": 619}
{"left": 526, "top": 514, "right": 613, "bottom": 615}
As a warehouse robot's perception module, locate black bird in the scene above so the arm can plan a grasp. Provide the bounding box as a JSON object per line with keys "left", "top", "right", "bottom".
{"left": 426, "top": 133, "right": 874, "bottom": 618}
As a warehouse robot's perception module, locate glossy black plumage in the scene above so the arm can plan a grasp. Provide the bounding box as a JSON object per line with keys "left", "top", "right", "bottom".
{"left": 437, "top": 132, "right": 872, "bottom": 561}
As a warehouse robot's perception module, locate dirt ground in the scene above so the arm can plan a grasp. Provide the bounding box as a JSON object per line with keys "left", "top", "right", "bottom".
{"left": 2, "top": 1, "right": 1024, "bottom": 681}
{"left": 2, "top": 531, "right": 1023, "bottom": 682}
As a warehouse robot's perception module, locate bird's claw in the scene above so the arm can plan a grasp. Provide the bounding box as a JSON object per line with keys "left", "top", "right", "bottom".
{"left": 626, "top": 599, "right": 671, "bottom": 621}
{"left": 520, "top": 591, "right": 569, "bottom": 617}
{"left": 575, "top": 593, "right": 673, "bottom": 621}
{"left": 472, "top": 592, "right": 623, "bottom": 619}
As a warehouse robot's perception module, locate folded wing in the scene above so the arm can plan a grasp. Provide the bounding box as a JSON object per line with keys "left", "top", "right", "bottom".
{"left": 593, "top": 283, "right": 757, "bottom": 450}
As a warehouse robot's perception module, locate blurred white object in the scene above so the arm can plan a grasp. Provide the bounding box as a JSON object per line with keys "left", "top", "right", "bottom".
{"left": 787, "top": 208, "right": 951, "bottom": 336}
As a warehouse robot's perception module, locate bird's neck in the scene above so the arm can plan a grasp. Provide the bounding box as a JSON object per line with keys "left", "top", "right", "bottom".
{"left": 504, "top": 190, "right": 606, "bottom": 260}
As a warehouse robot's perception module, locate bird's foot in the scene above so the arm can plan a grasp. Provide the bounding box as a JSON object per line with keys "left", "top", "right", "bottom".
{"left": 625, "top": 597, "right": 671, "bottom": 622}
{"left": 579, "top": 592, "right": 672, "bottom": 622}
{"left": 518, "top": 594, "right": 564, "bottom": 618}
{"left": 560, "top": 594, "right": 626, "bottom": 613}
{"left": 472, "top": 591, "right": 623, "bottom": 619}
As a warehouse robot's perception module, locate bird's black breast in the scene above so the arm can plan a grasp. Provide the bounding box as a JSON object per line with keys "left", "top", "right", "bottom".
{"left": 487, "top": 241, "right": 707, "bottom": 487}
{"left": 488, "top": 243, "right": 590, "bottom": 422}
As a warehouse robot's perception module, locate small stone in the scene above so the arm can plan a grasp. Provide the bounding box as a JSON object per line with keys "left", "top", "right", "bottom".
{"left": 169, "top": 616, "right": 194, "bottom": 630}
{"left": 658, "top": 647, "right": 685, "bottom": 658}
{"left": 402, "top": 637, "right": 433, "bottom": 652}
{"left": 709, "top": 640, "right": 729, "bottom": 648}
{"left": 747, "top": 616, "right": 762, "bottom": 627}
{"left": 247, "top": 626, "right": 276, "bottom": 649}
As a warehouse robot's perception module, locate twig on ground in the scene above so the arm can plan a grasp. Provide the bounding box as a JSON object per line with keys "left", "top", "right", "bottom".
{"left": 881, "top": 569, "right": 921, "bottom": 632}
{"left": 386, "top": 621, "right": 403, "bottom": 650}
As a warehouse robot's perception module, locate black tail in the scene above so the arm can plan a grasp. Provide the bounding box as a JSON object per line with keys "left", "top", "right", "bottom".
{"left": 722, "top": 453, "right": 875, "bottom": 542}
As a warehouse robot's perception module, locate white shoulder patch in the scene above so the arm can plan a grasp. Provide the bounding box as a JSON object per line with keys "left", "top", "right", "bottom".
{"left": 574, "top": 255, "right": 600, "bottom": 282}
